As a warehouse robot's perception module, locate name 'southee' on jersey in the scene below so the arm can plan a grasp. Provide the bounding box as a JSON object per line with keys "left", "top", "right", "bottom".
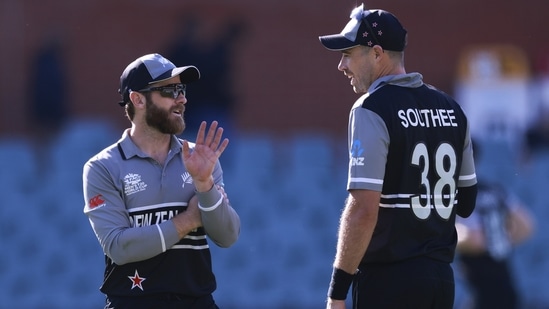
{"left": 398, "top": 108, "right": 458, "bottom": 128}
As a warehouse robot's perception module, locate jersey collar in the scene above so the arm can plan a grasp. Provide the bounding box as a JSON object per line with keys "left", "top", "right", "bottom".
{"left": 117, "top": 129, "right": 183, "bottom": 160}
{"left": 368, "top": 72, "right": 424, "bottom": 94}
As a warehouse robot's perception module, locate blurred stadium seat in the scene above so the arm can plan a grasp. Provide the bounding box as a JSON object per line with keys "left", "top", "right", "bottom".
{"left": 0, "top": 138, "right": 38, "bottom": 193}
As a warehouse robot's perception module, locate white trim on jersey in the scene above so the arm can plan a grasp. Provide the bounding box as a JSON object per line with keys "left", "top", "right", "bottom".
{"left": 459, "top": 173, "right": 477, "bottom": 181}
{"left": 129, "top": 202, "right": 188, "bottom": 214}
{"left": 171, "top": 244, "right": 209, "bottom": 250}
{"left": 350, "top": 177, "right": 384, "bottom": 185}
{"left": 156, "top": 224, "right": 167, "bottom": 252}
{"left": 199, "top": 196, "right": 223, "bottom": 212}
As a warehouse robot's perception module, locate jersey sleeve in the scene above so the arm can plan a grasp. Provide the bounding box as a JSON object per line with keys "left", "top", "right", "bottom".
{"left": 347, "top": 105, "right": 390, "bottom": 192}
{"left": 83, "top": 159, "right": 181, "bottom": 265}
{"left": 458, "top": 123, "right": 477, "bottom": 188}
{"left": 197, "top": 161, "right": 240, "bottom": 247}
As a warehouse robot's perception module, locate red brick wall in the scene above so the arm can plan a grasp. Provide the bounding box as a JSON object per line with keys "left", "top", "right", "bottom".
{"left": 1, "top": 0, "right": 547, "bottom": 138}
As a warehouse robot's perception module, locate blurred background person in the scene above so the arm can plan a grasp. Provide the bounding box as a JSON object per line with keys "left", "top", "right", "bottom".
{"left": 29, "top": 36, "right": 68, "bottom": 143}
{"left": 455, "top": 141, "right": 535, "bottom": 309}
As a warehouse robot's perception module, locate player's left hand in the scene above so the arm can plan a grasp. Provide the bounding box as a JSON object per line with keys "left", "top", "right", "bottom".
{"left": 182, "top": 121, "right": 229, "bottom": 190}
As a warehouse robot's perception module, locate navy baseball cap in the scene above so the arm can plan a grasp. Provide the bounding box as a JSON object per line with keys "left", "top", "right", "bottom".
{"left": 118, "top": 53, "right": 200, "bottom": 105}
{"left": 319, "top": 4, "right": 407, "bottom": 52}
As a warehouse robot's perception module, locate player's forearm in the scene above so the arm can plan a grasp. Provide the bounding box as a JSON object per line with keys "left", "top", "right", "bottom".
{"left": 334, "top": 193, "right": 378, "bottom": 273}
{"left": 103, "top": 221, "right": 181, "bottom": 265}
{"left": 171, "top": 210, "right": 202, "bottom": 239}
{"left": 198, "top": 186, "right": 240, "bottom": 247}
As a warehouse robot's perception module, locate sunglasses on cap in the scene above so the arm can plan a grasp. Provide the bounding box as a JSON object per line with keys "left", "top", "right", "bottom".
{"left": 349, "top": 5, "right": 381, "bottom": 47}
{"left": 139, "top": 83, "right": 186, "bottom": 99}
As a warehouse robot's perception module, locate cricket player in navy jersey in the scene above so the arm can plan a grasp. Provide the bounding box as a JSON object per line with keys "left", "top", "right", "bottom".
{"left": 319, "top": 4, "right": 477, "bottom": 309}
{"left": 83, "top": 53, "right": 240, "bottom": 309}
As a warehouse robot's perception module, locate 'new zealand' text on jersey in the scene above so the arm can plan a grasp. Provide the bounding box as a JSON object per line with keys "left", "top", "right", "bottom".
{"left": 348, "top": 73, "right": 477, "bottom": 264}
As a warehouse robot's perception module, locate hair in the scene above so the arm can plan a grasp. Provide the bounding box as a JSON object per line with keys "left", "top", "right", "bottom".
{"left": 123, "top": 101, "right": 134, "bottom": 121}
{"left": 359, "top": 45, "right": 405, "bottom": 66}
{"left": 386, "top": 49, "right": 405, "bottom": 65}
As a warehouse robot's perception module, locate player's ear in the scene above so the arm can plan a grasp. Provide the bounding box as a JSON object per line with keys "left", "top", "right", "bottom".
{"left": 129, "top": 91, "right": 145, "bottom": 107}
{"left": 373, "top": 45, "right": 384, "bottom": 59}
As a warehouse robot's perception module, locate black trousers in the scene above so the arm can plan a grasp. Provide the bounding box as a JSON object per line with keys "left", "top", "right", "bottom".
{"left": 460, "top": 254, "right": 518, "bottom": 309}
{"left": 105, "top": 293, "right": 219, "bottom": 309}
{"left": 352, "top": 257, "right": 455, "bottom": 309}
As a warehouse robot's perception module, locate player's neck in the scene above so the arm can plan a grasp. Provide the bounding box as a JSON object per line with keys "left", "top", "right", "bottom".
{"left": 129, "top": 125, "right": 171, "bottom": 164}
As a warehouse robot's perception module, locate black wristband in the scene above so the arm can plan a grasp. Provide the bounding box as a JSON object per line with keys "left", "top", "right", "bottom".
{"left": 327, "top": 267, "right": 355, "bottom": 300}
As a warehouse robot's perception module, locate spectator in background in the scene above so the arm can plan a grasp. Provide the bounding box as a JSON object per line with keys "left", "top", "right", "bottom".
{"left": 524, "top": 51, "right": 549, "bottom": 155}
{"left": 166, "top": 16, "right": 247, "bottom": 138}
{"left": 30, "top": 38, "right": 68, "bottom": 138}
{"left": 455, "top": 141, "right": 535, "bottom": 309}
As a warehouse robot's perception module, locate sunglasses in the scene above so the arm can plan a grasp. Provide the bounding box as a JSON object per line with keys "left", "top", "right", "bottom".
{"left": 139, "top": 83, "right": 186, "bottom": 99}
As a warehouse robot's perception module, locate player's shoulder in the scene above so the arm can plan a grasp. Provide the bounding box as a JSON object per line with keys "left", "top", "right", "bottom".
{"left": 365, "top": 83, "right": 422, "bottom": 102}
{"left": 85, "top": 141, "right": 123, "bottom": 166}
{"left": 360, "top": 84, "right": 421, "bottom": 111}
{"left": 424, "top": 83, "right": 459, "bottom": 102}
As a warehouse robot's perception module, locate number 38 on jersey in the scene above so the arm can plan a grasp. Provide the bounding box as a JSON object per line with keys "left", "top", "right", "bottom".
{"left": 410, "top": 142, "right": 457, "bottom": 220}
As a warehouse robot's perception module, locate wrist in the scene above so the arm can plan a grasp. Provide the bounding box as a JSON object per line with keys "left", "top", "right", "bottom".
{"left": 196, "top": 185, "right": 223, "bottom": 211}
{"left": 327, "top": 267, "right": 355, "bottom": 300}
{"left": 194, "top": 177, "right": 214, "bottom": 192}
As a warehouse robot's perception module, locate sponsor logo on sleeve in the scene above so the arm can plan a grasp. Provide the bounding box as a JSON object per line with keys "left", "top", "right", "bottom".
{"left": 351, "top": 139, "right": 365, "bottom": 166}
{"left": 89, "top": 194, "right": 106, "bottom": 210}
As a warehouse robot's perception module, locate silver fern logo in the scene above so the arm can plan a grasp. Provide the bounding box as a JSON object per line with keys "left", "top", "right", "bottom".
{"left": 181, "top": 172, "right": 193, "bottom": 188}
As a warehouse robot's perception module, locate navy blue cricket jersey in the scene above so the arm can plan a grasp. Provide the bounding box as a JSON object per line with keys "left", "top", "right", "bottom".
{"left": 347, "top": 73, "right": 477, "bottom": 264}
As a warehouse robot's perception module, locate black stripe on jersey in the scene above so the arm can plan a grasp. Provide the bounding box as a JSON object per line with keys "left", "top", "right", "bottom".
{"left": 117, "top": 142, "right": 127, "bottom": 160}
{"left": 380, "top": 194, "right": 458, "bottom": 208}
{"left": 380, "top": 195, "right": 410, "bottom": 206}
{"left": 174, "top": 228, "right": 209, "bottom": 250}
{"left": 128, "top": 203, "right": 209, "bottom": 250}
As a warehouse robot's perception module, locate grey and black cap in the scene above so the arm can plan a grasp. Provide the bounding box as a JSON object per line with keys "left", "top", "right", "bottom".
{"left": 118, "top": 53, "right": 200, "bottom": 106}
{"left": 319, "top": 4, "right": 407, "bottom": 52}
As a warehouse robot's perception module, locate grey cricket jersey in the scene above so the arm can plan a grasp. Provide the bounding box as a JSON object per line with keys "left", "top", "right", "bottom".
{"left": 83, "top": 129, "right": 240, "bottom": 297}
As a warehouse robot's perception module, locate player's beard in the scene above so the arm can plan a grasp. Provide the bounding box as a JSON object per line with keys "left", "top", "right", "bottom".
{"left": 145, "top": 99, "right": 185, "bottom": 135}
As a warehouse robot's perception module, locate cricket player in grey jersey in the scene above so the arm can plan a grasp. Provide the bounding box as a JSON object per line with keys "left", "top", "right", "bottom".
{"left": 83, "top": 53, "right": 240, "bottom": 309}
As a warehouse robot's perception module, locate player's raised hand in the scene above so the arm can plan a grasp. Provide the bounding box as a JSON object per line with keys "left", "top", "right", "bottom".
{"left": 182, "top": 121, "right": 229, "bottom": 191}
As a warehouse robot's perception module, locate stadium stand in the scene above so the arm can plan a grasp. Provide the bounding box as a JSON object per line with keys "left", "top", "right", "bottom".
{"left": 0, "top": 119, "right": 547, "bottom": 308}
